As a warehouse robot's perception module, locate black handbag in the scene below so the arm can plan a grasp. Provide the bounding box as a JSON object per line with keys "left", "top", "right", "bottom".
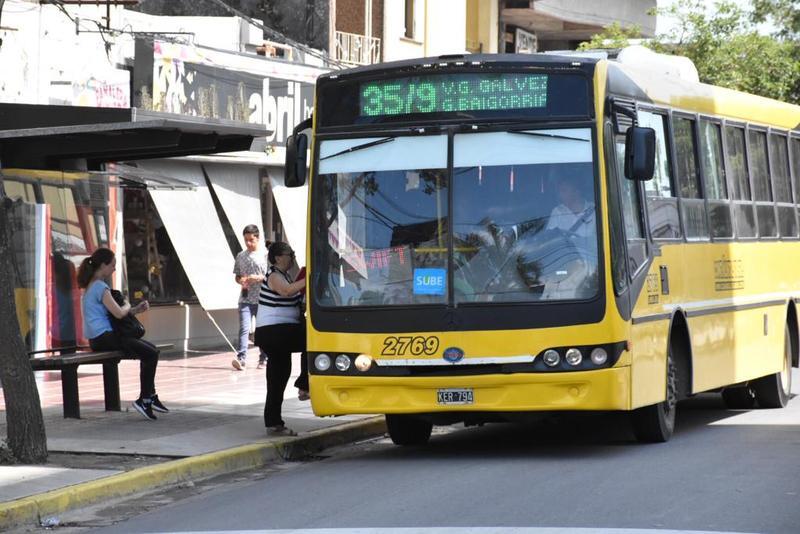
{"left": 109, "top": 289, "right": 146, "bottom": 339}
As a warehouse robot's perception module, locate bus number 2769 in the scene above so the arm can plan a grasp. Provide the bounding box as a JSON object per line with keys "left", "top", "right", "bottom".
{"left": 381, "top": 336, "right": 440, "bottom": 356}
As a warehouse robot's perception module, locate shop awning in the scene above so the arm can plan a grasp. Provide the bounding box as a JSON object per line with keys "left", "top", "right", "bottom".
{"left": 137, "top": 160, "right": 241, "bottom": 311}
{"left": 266, "top": 167, "right": 308, "bottom": 267}
{"left": 0, "top": 103, "right": 267, "bottom": 170}
{"left": 202, "top": 163, "right": 263, "bottom": 250}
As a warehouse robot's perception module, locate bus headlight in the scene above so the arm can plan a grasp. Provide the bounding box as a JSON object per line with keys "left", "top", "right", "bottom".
{"left": 354, "top": 354, "right": 373, "bottom": 372}
{"left": 590, "top": 347, "right": 608, "bottom": 366}
{"left": 565, "top": 348, "right": 583, "bottom": 366}
{"left": 335, "top": 354, "right": 351, "bottom": 372}
{"left": 315, "top": 353, "right": 331, "bottom": 371}
{"left": 543, "top": 349, "right": 560, "bottom": 367}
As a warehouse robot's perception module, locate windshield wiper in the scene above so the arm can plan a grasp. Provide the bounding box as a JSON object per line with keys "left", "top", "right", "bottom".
{"left": 507, "top": 130, "right": 589, "bottom": 143}
{"left": 319, "top": 137, "right": 396, "bottom": 161}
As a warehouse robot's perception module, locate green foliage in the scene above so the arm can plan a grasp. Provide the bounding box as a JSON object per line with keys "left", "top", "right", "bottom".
{"left": 577, "top": 22, "right": 643, "bottom": 51}
{"left": 750, "top": 0, "right": 800, "bottom": 103}
{"left": 577, "top": 0, "right": 800, "bottom": 105}
{"left": 752, "top": 0, "right": 800, "bottom": 39}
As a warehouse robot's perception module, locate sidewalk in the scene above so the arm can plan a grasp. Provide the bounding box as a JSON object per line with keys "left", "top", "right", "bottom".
{"left": 0, "top": 348, "right": 386, "bottom": 530}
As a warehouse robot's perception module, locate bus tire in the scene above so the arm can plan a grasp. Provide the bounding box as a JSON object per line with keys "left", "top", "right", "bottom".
{"left": 385, "top": 414, "right": 433, "bottom": 446}
{"left": 752, "top": 324, "right": 792, "bottom": 409}
{"left": 631, "top": 345, "right": 677, "bottom": 443}
{"left": 721, "top": 386, "right": 756, "bottom": 409}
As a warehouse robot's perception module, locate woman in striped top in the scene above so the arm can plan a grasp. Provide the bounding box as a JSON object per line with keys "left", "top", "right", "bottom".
{"left": 254, "top": 241, "right": 308, "bottom": 436}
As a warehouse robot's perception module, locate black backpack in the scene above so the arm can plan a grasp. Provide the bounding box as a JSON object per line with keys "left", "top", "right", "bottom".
{"left": 108, "top": 289, "right": 146, "bottom": 339}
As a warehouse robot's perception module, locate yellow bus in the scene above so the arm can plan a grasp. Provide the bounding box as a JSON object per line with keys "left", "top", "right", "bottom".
{"left": 284, "top": 50, "right": 800, "bottom": 444}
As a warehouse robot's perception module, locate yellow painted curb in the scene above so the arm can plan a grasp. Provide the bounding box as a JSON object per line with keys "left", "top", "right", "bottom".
{"left": 0, "top": 416, "right": 386, "bottom": 530}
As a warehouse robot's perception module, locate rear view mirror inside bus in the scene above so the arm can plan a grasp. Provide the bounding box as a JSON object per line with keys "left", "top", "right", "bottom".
{"left": 624, "top": 126, "right": 656, "bottom": 181}
{"left": 285, "top": 132, "right": 308, "bottom": 187}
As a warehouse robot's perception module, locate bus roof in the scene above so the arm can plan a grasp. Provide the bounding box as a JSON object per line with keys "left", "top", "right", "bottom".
{"left": 319, "top": 53, "right": 599, "bottom": 83}
{"left": 604, "top": 59, "right": 800, "bottom": 132}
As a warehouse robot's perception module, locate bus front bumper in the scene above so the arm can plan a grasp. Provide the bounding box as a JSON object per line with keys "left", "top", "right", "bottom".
{"left": 309, "top": 367, "right": 630, "bottom": 416}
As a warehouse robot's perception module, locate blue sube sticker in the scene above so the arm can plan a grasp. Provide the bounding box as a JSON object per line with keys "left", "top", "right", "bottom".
{"left": 414, "top": 268, "right": 446, "bottom": 295}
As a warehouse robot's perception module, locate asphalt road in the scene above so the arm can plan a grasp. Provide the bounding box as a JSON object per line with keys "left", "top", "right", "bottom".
{"left": 94, "top": 369, "right": 800, "bottom": 534}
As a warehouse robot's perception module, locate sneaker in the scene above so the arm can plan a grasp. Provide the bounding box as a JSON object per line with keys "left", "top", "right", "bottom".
{"left": 150, "top": 394, "right": 169, "bottom": 413}
{"left": 256, "top": 360, "right": 266, "bottom": 369}
{"left": 266, "top": 425, "right": 297, "bottom": 436}
{"left": 132, "top": 398, "right": 157, "bottom": 421}
{"left": 297, "top": 389, "right": 310, "bottom": 401}
{"left": 232, "top": 358, "right": 244, "bottom": 371}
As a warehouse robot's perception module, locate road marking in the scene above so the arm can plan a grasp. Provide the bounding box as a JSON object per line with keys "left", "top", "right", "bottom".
{"left": 164, "top": 528, "right": 756, "bottom": 534}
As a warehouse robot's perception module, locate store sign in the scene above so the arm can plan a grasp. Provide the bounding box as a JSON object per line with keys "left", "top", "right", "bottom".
{"left": 515, "top": 28, "right": 537, "bottom": 54}
{"left": 144, "top": 42, "right": 316, "bottom": 147}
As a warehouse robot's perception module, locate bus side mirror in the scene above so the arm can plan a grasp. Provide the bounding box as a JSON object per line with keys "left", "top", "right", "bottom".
{"left": 285, "top": 132, "right": 308, "bottom": 188}
{"left": 285, "top": 117, "right": 312, "bottom": 188}
{"left": 624, "top": 126, "right": 656, "bottom": 181}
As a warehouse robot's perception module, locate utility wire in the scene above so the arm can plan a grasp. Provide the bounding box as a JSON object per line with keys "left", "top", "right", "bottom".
{"left": 49, "top": 0, "right": 342, "bottom": 69}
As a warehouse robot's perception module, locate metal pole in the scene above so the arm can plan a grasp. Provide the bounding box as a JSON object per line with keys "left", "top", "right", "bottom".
{"left": 204, "top": 309, "right": 238, "bottom": 354}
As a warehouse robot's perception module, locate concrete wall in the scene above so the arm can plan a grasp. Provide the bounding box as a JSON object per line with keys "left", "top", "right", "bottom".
{"left": 466, "top": 0, "right": 498, "bottom": 53}
{"left": 382, "top": 0, "right": 467, "bottom": 61}
{"left": 0, "top": 2, "right": 265, "bottom": 106}
{"left": 0, "top": 3, "right": 130, "bottom": 105}
{"left": 536, "top": 0, "right": 657, "bottom": 37}
{"left": 137, "top": 304, "right": 239, "bottom": 351}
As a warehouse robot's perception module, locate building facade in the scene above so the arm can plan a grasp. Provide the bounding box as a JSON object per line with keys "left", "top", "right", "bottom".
{"left": 333, "top": 0, "right": 498, "bottom": 66}
{"left": 0, "top": 1, "right": 325, "bottom": 352}
{"left": 331, "top": 0, "right": 656, "bottom": 66}
{"left": 501, "top": 0, "right": 657, "bottom": 52}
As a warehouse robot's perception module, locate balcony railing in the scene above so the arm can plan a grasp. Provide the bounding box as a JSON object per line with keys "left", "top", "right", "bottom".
{"left": 335, "top": 30, "right": 381, "bottom": 66}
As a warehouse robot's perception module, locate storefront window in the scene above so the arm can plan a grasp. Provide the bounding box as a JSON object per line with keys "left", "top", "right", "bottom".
{"left": 2, "top": 171, "right": 114, "bottom": 350}
{"left": 123, "top": 188, "right": 194, "bottom": 303}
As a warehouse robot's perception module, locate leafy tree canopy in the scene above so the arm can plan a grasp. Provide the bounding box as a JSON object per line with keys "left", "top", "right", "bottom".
{"left": 752, "top": 0, "right": 800, "bottom": 40}
{"left": 578, "top": 0, "right": 800, "bottom": 105}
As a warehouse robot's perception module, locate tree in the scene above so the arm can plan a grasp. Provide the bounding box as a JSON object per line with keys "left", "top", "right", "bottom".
{"left": 751, "top": 0, "right": 800, "bottom": 103}
{"left": 752, "top": 0, "right": 800, "bottom": 39}
{"left": 578, "top": 0, "right": 800, "bottom": 105}
{"left": 0, "top": 189, "right": 47, "bottom": 463}
{"left": 577, "top": 22, "right": 644, "bottom": 51}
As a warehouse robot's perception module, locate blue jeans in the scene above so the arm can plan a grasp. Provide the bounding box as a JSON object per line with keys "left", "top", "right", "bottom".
{"left": 238, "top": 302, "right": 266, "bottom": 362}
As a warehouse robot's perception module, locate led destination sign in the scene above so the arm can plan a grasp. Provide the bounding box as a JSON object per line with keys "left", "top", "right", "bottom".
{"left": 359, "top": 73, "right": 549, "bottom": 117}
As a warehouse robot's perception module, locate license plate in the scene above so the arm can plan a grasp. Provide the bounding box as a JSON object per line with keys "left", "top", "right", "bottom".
{"left": 437, "top": 388, "right": 474, "bottom": 405}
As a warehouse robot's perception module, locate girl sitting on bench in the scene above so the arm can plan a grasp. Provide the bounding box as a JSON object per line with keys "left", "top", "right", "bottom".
{"left": 77, "top": 247, "right": 168, "bottom": 421}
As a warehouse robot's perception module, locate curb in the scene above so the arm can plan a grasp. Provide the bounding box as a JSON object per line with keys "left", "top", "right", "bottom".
{"left": 0, "top": 416, "right": 386, "bottom": 530}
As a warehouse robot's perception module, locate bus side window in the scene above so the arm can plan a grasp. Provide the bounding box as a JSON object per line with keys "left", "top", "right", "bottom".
{"left": 638, "top": 110, "right": 681, "bottom": 239}
{"left": 605, "top": 124, "right": 628, "bottom": 294}
{"left": 724, "top": 125, "right": 756, "bottom": 238}
{"left": 749, "top": 129, "right": 777, "bottom": 238}
{"left": 791, "top": 138, "right": 800, "bottom": 225}
{"left": 768, "top": 133, "right": 797, "bottom": 238}
{"left": 674, "top": 116, "right": 708, "bottom": 240}
{"left": 699, "top": 120, "right": 732, "bottom": 239}
{"left": 614, "top": 136, "right": 647, "bottom": 275}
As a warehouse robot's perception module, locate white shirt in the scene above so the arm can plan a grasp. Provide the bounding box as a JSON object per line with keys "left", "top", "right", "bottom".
{"left": 546, "top": 202, "right": 595, "bottom": 236}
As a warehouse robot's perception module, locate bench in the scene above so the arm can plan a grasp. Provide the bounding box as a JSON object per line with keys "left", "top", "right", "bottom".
{"left": 29, "top": 344, "right": 173, "bottom": 419}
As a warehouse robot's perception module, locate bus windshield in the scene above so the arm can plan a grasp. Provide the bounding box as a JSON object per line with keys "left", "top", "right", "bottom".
{"left": 313, "top": 128, "right": 598, "bottom": 308}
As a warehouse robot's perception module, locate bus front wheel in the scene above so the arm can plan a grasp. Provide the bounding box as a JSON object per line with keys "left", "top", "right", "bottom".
{"left": 385, "top": 414, "right": 433, "bottom": 446}
{"left": 631, "top": 347, "right": 677, "bottom": 443}
{"left": 752, "top": 324, "right": 793, "bottom": 409}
